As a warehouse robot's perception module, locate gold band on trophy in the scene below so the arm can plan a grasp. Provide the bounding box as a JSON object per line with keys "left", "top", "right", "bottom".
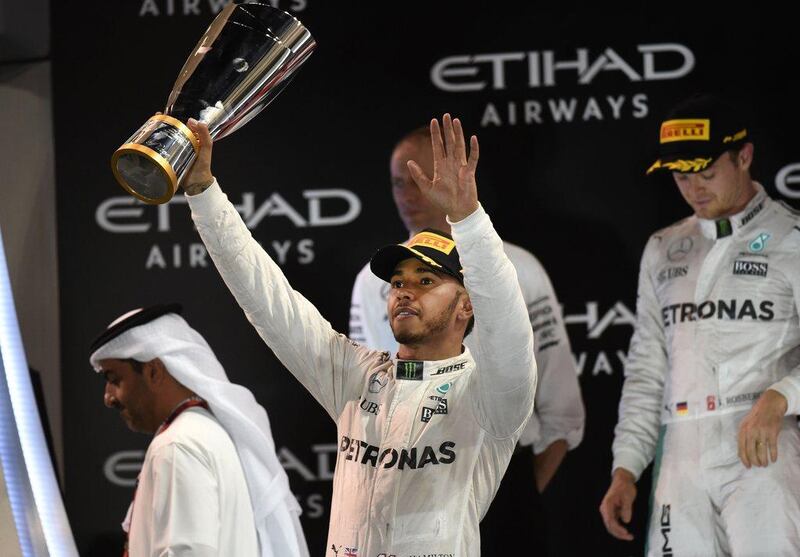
{"left": 149, "top": 113, "right": 201, "bottom": 153}
{"left": 110, "top": 114, "right": 200, "bottom": 204}
{"left": 110, "top": 143, "right": 179, "bottom": 205}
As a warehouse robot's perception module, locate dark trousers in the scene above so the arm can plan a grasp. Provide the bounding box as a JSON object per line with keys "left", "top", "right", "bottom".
{"left": 479, "top": 448, "right": 549, "bottom": 556}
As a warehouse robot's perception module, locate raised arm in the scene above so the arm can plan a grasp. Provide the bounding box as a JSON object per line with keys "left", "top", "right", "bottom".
{"left": 180, "top": 119, "right": 373, "bottom": 420}
{"left": 408, "top": 114, "right": 537, "bottom": 438}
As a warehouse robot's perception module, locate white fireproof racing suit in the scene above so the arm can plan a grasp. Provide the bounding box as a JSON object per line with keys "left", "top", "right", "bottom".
{"left": 613, "top": 184, "right": 800, "bottom": 556}
{"left": 350, "top": 242, "right": 584, "bottom": 455}
{"left": 187, "top": 181, "right": 537, "bottom": 557}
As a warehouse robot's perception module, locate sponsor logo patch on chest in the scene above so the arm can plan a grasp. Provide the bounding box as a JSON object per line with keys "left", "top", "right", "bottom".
{"left": 733, "top": 260, "right": 768, "bottom": 277}
{"left": 657, "top": 266, "right": 689, "bottom": 284}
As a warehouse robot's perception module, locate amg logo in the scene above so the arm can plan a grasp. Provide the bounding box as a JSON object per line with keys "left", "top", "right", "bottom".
{"left": 657, "top": 266, "right": 688, "bottom": 284}
{"left": 433, "top": 361, "right": 466, "bottom": 375}
{"left": 661, "top": 299, "right": 774, "bottom": 326}
{"left": 733, "top": 260, "right": 768, "bottom": 277}
{"left": 660, "top": 504, "right": 673, "bottom": 556}
{"left": 339, "top": 436, "right": 456, "bottom": 469}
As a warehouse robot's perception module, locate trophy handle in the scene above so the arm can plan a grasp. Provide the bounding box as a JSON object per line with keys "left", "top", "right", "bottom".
{"left": 111, "top": 114, "right": 199, "bottom": 204}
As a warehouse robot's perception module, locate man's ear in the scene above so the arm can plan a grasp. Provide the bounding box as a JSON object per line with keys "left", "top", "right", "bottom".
{"left": 738, "top": 142, "right": 754, "bottom": 171}
{"left": 460, "top": 292, "right": 474, "bottom": 321}
{"left": 143, "top": 358, "right": 167, "bottom": 387}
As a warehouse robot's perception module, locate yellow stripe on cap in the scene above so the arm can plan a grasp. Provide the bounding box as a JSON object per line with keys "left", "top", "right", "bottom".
{"left": 408, "top": 231, "right": 456, "bottom": 255}
{"left": 647, "top": 157, "right": 713, "bottom": 175}
{"left": 723, "top": 128, "right": 747, "bottom": 143}
{"left": 660, "top": 119, "right": 710, "bottom": 143}
{"left": 406, "top": 247, "right": 444, "bottom": 269}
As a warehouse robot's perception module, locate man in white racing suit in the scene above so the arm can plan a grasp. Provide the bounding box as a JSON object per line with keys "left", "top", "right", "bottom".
{"left": 600, "top": 95, "right": 800, "bottom": 556}
{"left": 181, "top": 114, "right": 537, "bottom": 556}
{"left": 349, "top": 126, "right": 584, "bottom": 554}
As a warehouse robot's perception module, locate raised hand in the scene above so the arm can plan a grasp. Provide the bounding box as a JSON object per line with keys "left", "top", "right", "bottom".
{"left": 407, "top": 113, "right": 480, "bottom": 222}
{"left": 183, "top": 118, "right": 215, "bottom": 195}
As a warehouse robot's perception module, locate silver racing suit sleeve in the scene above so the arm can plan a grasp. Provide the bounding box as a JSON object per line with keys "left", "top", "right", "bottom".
{"left": 513, "top": 246, "right": 584, "bottom": 454}
{"left": 348, "top": 263, "right": 389, "bottom": 350}
{"left": 449, "top": 205, "right": 537, "bottom": 439}
{"left": 612, "top": 236, "right": 667, "bottom": 480}
{"left": 525, "top": 282, "right": 584, "bottom": 454}
{"left": 186, "top": 180, "right": 371, "bottom": 421}
{"left": 348, "top": 268, "right": 369, "bottom": 345}
{"left": 767, "top": 236, "right": 800, "bottom": 415}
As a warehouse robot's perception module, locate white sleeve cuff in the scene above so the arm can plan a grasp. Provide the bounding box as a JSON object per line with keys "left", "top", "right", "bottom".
{"left": 611, "top": 449, "right": 649, "bottom": 481}
{"left": 447, "top": 204, "right": 486, "bottom": 236}
{"left": 768, "top": 377, "right": 800, "bottom": 416}
{"left": 184, "top": 178, "right": 227, "bottom": 220}
{"left": 533, "top": 424, "right": 585, "bottom": 454}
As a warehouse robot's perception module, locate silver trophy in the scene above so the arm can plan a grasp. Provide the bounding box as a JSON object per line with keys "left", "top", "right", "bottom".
{"left": 111, "top": 2, "right": 315, "bottom": 204}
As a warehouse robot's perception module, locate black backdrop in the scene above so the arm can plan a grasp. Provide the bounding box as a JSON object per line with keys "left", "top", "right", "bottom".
{"left": 51, "top": 2, "right": 800, "bottom": 555}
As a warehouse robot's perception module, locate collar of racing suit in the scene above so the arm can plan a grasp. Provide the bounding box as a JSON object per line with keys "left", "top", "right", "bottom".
{"left": 393, "top": 348, "right": 474, "bottom": 381}
{"left": 698, "top": 181, "right": 768, "bottom": 240}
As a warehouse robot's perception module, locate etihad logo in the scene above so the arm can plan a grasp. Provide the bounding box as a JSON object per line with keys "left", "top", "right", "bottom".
{"left": 660, "top": 119, "right": 710, "bottom": 143}
{"left": 776, "top": 162, "right": 800, "bottom": 200}
{"left": 430, "top": 43, "right": 695, "bottom": 92}
{"left": 340, "top": 436, "right": 456, "bottom": 469}
{"left": 96, "top": 189, "right": 362, "bottom": 233}
{"left": 408, "top": 232, "right": 456, "bottom": 254}
{"left": 661, "top": 299, "right": 774, "bottom": 326}
{"left": 733, "top": 260, "right": 768, "bottom": 277}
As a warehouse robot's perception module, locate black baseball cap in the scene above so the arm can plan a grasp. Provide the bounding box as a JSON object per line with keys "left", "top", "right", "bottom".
{"left": 370, "top": 229, "right": 463, "bottom": 283}
{"left": 646, "top": 95, "right": 749, "bottom": 175}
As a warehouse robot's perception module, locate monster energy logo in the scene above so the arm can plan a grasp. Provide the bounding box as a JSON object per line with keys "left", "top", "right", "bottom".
{"left": 396, "top": 360, "right": 423, "bottom": 380}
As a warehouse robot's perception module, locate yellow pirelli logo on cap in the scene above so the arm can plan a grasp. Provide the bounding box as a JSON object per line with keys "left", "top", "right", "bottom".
{"left": 408, "top": 232, "right": 456, "bottom": 254}
{"left": 660, "top": 119, "right": 710, "bottom": 143}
